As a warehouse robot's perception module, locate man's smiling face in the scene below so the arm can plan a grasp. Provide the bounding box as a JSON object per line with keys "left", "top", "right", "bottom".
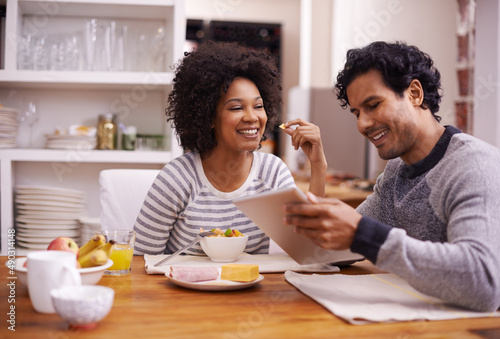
{"left": 347, "top": 69, "right": 420, "bottom": 163}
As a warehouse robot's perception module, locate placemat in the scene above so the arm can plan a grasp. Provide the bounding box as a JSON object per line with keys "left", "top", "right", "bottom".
{"left": 143, "top": 253, "right": 340, "bottom": 274}
{"left": 285, "top": 271, "right": 500, "bottom": 325}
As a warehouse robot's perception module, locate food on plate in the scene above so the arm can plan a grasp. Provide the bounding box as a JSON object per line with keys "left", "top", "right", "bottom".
{"left": 108, "top": 243, "right": 134, "bottom": 271}
{"left": 78, "top": 234, "right": 106, "bottom": 257}
{"left": 169, "top": 266, "right": 219, "bottom": 282}
{"left": 200, "top": 227, "right": 244, "bottom": 238}
{"left": 221, "top": 264, "right": 259, "bottom": 282}
{"left": 47, "top": 236, "right": 79, "bottom": 256}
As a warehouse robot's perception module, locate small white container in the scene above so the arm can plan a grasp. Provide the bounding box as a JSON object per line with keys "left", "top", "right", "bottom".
{"left": 199, "top": 235, "right": 248, "bottom": 262}
{"left": 51, "top": 285, "right": 115, "bottom": 330}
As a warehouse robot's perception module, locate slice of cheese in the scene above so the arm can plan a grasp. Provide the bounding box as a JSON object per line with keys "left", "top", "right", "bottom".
{"left": 221, "top": 264, "right": 259, "bottom": 282}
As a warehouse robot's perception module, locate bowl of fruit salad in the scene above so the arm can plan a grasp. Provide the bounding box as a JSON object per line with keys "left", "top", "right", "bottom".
{"left": 199, "top": 228, "right": 248, "bottom": 262}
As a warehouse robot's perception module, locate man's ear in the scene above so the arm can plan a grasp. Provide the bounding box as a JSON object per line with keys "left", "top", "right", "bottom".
{"left": 408, "top": 79, "right": 424, "bottom": 106}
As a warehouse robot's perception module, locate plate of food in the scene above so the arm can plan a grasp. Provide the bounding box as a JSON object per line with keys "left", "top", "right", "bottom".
{"left": 166, "top": 265, "right": 264, "bottom": 291}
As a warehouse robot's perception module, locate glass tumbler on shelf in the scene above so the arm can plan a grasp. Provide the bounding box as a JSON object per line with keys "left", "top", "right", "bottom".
{"left": 96, "top": 229, "right": 136, "bottom": 276}
{"left": 18, "top": 35, "right": 33, "bottom": 70}
{"left": 84, "top": 19, "right": 98, "bottom": 71}
{"left": 32, "top": 35, "right": 49, "bottom": 70}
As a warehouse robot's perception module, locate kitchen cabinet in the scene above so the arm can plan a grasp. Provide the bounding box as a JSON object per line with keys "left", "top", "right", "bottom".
{"left": 0, "top": 0, "right": 186, "bottom": 255}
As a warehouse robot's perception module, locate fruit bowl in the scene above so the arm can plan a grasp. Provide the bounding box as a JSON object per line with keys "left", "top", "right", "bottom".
{"left": 10, "top": 257, "right": 113, "bottom": 286}
{"left": 50, "top": 285, "right": 114, "bottom": 330}
{"left": 200, "top": 235, "right": 248, "bottom": 262}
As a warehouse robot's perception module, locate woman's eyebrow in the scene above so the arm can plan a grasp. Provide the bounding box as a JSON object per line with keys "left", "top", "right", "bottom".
{"left": 224, "top": 97, "right": 262, "bottom": 105}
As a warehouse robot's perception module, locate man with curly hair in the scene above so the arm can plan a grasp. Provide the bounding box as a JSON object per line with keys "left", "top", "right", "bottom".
{"left": 284, "top": 41, "right": 500, "bottom": 312}
{"left": 133, "top": 41, "right": 326, "bottom": 256}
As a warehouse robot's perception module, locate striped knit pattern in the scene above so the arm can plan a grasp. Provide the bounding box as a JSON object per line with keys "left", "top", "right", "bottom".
{"left": 133, "top": 151, "right": 295, "bottom": 255}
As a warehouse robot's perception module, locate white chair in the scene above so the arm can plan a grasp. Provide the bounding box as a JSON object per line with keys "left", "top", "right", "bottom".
{"left": 99, "top": 169, "right": 160, "bottom": 230}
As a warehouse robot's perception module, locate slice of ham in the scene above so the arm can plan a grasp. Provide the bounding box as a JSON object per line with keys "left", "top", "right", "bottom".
{"left": 169, "top": 266, "right": 219, "bottom": 282}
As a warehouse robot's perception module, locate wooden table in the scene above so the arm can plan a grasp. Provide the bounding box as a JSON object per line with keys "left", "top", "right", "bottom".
{"left": 2, "top": 256, "right": 499, "bottom": 339}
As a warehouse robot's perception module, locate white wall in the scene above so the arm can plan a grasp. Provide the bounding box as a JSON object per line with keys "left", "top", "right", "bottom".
{"left": 310, "top": 0, "right": 334, "bottom": 87}
{"left": 474, "top": 0, "right": 500, "bottom": 148}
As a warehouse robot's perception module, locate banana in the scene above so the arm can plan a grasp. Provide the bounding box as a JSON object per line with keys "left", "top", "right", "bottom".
{"left": 78, "top": 249, "right": 108, "bottom": 268}
{"left": 95, "top": 240, "right": 117, "bottom": 258}
{"left": 78, "top": 235, "right": 106, "bottom": 258}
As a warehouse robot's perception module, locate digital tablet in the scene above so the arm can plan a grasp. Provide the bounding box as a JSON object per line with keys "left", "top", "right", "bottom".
{"left": 233, "top": 187, "right": 364, "bottom": 265}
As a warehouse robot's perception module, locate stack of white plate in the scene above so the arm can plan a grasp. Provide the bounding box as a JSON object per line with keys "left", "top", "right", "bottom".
{"left": 0, "top": 107, "right": 19, "bottom": 148}
{"left": 14, "top": 185, "right": 87, "bottom": 250}
{"left": 45, "top": 134, "right": 97, "bottom": 150}
{"left": 78, "top": 217, "right": 102, "bottom": 246}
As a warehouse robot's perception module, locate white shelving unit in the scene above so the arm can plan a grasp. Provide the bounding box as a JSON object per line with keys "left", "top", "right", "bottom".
{"left": 0, "top": 0, "right": 186, "bottom": 255}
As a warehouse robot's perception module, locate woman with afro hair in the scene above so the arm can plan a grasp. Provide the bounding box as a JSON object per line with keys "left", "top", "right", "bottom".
{"left": 133, "top": 41, "right": 327, "bottom": 255}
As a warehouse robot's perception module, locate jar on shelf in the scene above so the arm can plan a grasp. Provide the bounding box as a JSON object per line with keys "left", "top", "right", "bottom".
{"left": 122, "top": 126, "right": 137, "bottom": 150}
{"left": 96, "top": 113, "right": 117, "bottom": 150}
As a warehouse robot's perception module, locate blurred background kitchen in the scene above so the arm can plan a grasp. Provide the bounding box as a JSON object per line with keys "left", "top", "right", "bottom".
{"left": 0, "top": 0, "right": 498, "bottom": 253}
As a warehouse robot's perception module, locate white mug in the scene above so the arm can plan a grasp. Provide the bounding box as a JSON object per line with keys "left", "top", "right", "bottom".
{"left": 27, "top": 251, "right": 82, "bottom": 313}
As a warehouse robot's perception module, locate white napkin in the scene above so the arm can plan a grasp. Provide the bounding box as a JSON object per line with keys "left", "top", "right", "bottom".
{"left": 285, "top": 271, "right": 500, "bottom": 325}
{"left": 143, "top": 253, "right": 339, "bottom": 275}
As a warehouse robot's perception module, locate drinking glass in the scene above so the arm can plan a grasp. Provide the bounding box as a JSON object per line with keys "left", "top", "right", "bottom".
{"left": 18, "top": 35, "right": 33, "bottom": 70}
{"left": 96, "top": 229, "right": 136, "bottom": 276}
{"left": 32, "top": 35, "right": 49, "bottom": 70}
{"left": 19, "top": 100, "right": 39, "bottom": 148}
{"left": 150, "top": 25, "right": 166, "bottom": 72}
{"left": 49, "top": 35, "right": 66, "bottom": 71}
{"left": 84, "top": 19, "right": 98, "bottom": 71}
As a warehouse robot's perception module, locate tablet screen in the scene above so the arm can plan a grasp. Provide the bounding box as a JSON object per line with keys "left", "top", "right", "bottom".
{"left": 233, "top": 187, "right": 364, "bottom": 265}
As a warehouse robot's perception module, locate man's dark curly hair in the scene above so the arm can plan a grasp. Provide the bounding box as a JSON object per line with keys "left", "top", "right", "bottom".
{"left": 166, "top": 41, "right": 282, "bottom": 153}
{"left": 335, "top": 41, "right": 443, "bottom": 122}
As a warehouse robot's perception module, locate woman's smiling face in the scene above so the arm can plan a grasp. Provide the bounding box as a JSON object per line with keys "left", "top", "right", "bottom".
{"left": 212, "top": 77, "right": 267, "bottom": 153}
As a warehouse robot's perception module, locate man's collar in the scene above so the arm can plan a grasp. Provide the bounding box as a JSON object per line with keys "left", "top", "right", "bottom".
{"left": 401, "top": 125, "right": 461, "bottom": 179}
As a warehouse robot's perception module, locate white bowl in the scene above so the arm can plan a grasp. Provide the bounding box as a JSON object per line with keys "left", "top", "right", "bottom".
{"left": 10, "top": 257, "right": 113, "bottom": 286}
{"left": 199, "top": 235, "right": 248, "bottom": 262}
{"left": 50, "top": 285, "right": 114, "bottom": 330}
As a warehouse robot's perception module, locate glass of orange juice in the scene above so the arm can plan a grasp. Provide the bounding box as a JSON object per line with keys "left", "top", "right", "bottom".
{"left": 96, "top": 229, "right": 135, "bottom": 276}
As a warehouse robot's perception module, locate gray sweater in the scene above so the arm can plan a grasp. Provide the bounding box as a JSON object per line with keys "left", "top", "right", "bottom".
{"left": 353, "top": 126, "right": 500, "bottom": 312}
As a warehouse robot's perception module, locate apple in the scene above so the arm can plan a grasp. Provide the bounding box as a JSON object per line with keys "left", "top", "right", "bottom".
{"left": 47, "top": 236, "right": 79, "bottom": 257}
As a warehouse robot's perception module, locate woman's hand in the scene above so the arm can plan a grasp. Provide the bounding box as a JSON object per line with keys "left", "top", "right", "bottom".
{"left": 281, "top": 118, "right": 326, "bottom": 165}
{"left": 281, "top": 119, "right": 327, "bottom": 196}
